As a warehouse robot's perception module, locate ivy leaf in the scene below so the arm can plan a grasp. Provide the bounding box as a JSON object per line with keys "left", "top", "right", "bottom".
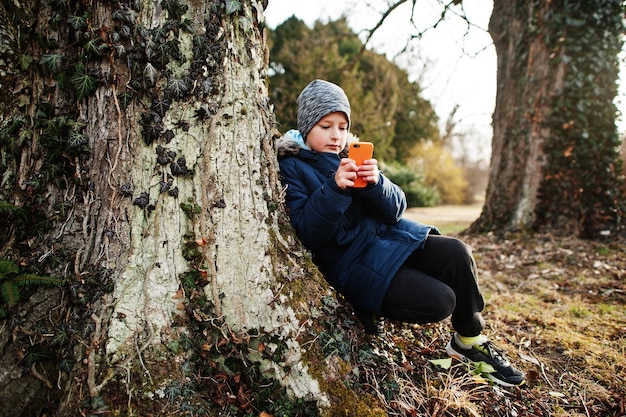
{"left": 70, "top": 65, "right": 97, "bottom": 100}
{"left": 170, "top": 157, "right": 188, "bottom": 176}
{"left": 40, "top": 53, "right": 63, "bottom": 73}
{"left": 67, "top": 14, "right": 87, "bottom": 30}
{"left": 162, "top": 0, "right": 188, "bottom": 20}
{"left": 84, "top": 37, "right": 108, "bottom": 58}
{"left": 133, "top": 192, "right": 151, "bottom": 209}
{"left": 167, "top": 77, "right": 190, "bottom": 99}
{"left": 167, "top": 340, "right": 180, "bottom": 354}
{"left": 151, "top": 96, "right": 171, "bottom": 117}
{"left": 240, "top": 16, "right": 253, "bottom": 33}
{"left": 68, "top": 130, "right": 88, "bottom": 148}
{"left": 19, "top": 54, "right": 33, "bottom": 70}
{"left": 144, "top": 62, "right": 158, "bottom": 86}
{"left": 112, "top": 8, "right": 135, "bottom": 24}
{"left": 225, "top": 0, "right": 241, "bottom": 15}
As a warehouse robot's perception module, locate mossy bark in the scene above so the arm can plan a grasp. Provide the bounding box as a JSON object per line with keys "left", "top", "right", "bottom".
{"left": 472, "top": 0, "right": 561, "bottom": 234}
{"left": 471, "top": 0, "right": 625, "bottom": 237}
{"left": 0, "top": 1, "right": 360, "bottom": 415}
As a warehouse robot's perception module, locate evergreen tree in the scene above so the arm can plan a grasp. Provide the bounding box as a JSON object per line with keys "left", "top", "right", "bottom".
{"left": 268, "top": 17, "right": 441, "bottom": 161}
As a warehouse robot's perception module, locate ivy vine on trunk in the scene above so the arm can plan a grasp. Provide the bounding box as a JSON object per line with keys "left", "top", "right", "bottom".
{"left": 0, "top": 1, "right": 340, "bottom": 415}
{"left": 471, "top": 0, "right": 625, "bottom": 238}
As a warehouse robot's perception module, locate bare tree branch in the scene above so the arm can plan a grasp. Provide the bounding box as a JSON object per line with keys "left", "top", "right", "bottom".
{"left": 343, "top": 0, "right": 490, "bottom": 74}
{"left": 359, "top": 0, "right": 411, "bottom": 53}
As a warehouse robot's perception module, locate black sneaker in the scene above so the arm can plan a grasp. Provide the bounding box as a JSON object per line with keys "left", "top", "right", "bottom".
{"left": 446, "top": 334, "right": 525, "bottom": 387}
{"left": 354, "top": 309, "right": 385, "bottom": 335}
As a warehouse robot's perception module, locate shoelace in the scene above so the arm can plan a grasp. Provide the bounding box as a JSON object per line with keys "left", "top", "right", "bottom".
{"left": 475, "top": 341, "right": 511, "bottom": 367}
{"left": 375, "top": 317, "right": 385, "bottom": 334}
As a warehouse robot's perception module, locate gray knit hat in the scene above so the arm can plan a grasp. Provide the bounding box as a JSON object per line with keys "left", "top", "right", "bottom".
{"left": 297, "top": 79, "right": 351, "bottom": 140}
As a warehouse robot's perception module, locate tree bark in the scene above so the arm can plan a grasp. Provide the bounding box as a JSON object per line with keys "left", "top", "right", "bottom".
{"left": 471, "top": 0, "right": 625, "bottom": 237}
{"left": 0, "top": 1, "right": 339, "bottom": 415}
{"left": 472, "top": 0, "right": 558, "bottom": 233}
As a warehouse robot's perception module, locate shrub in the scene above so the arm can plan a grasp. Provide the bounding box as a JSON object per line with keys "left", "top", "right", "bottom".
{"left": 382, "top": 162, "right": 441, "bottom": 207}
{"left": 408, "top": 142, "right": 468, "bottom": 205}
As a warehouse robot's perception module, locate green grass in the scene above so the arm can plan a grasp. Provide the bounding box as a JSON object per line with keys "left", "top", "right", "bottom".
{"left": 436, "top": 221, "right": 472, "bottom": 234}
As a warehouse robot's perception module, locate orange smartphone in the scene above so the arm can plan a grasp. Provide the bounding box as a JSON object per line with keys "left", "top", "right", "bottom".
{"left": 348, "top": 142, "right": 374, "bottom": 188}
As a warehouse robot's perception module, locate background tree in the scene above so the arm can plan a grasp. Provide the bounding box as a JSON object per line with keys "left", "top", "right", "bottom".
{"left": 268, "top": 17, "right": 442, "bottom": 162}
{"left": 391, "top": 71, "right": 441, "bottom": 163}
{"left": 268, "top": 17, "right": 353, "bottom": 130}
{"left": 469, "top": 0, "right": 625, "bottom": 237}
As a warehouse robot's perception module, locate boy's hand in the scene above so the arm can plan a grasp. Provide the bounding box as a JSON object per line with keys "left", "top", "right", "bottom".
{"left": 335, "top": 158, "right": 380, "bottom": 189}
{"left": 357, "top": 159, "right": 380, "bottom": 186}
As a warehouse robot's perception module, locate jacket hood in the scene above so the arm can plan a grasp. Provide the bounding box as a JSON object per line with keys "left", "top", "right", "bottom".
{"left": 276, "top": 129, "right": 359, "bottom": 160}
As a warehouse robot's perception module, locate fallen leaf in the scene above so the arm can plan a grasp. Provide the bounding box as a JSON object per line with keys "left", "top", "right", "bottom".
{"left": 563, "top": 146, "right": 573, "bottom": 157}
{"left": 429, "top": 358, "right": 453, "bottom": 369}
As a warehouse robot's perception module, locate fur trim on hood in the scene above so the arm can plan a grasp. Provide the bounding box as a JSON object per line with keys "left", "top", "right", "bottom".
{"left": 276, "top": 129, "right": 360, "bottom": 160}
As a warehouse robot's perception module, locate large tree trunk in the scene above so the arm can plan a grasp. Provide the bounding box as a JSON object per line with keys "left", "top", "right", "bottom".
{"left": 471, "top": 0, "right": 625, "bottom": 238}
{"left": 0, "top": 1, "right": 351, "bottom": 415}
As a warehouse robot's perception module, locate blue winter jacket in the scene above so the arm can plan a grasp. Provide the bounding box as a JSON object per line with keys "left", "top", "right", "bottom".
{"left": 277, "top": 133, "right": 437, "bottom": 314}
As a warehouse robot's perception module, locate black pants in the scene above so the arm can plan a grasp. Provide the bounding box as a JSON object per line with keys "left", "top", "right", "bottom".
{"left": 380, "top": 235, "right": 485, "bottom": 337}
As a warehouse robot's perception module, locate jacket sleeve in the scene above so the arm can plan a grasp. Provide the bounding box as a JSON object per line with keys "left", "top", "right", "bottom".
{"left": 279, "top": 158, "right": 352, "bottom": 249}
{"left": 354, "top": 174, "right": 406, "bottom": 223}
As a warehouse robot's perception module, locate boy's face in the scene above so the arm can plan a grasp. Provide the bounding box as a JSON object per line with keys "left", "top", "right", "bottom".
{"left": 305, "top": 112, "right": 349, "bottom": 154}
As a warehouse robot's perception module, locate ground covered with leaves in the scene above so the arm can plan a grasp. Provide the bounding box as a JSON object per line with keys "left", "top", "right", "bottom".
{"left": 11, "top": 232, "right": 620, "bottom": 416}
{"left": 322, "top": 233, "right": 625, "bottom": 417}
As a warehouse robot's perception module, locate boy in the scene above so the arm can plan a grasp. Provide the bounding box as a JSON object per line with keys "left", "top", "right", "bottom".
{"left": 276, "top": 79, "right": 524, "bottom": 387}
